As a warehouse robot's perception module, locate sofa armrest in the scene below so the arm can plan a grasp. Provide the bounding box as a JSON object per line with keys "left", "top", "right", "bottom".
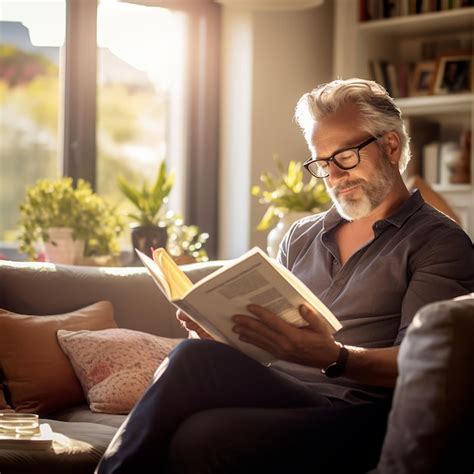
{"left": 0, "top": 260, "right": 223, "bottom": 338}
{"left": 376, "top": 294, "right": 474, "bottom": 474}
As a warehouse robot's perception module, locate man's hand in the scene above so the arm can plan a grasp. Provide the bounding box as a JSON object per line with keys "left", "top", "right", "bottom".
{"left": 176, "top": 309, "right": 213, "bottom": 340}
{"left": 231, "top": 304, "right": 340, "bottom": 369}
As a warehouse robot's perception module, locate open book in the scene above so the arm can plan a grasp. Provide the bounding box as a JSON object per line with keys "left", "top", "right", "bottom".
{"left": 137, "top": 246, "right": 341, "bottom": 365}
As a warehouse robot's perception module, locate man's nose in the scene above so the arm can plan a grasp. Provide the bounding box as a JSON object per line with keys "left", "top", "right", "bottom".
{"left": 326, "top": 162, "right": 348, "bottom": 185}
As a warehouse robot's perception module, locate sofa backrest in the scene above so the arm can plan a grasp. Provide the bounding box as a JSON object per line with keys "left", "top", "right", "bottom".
{"left": 0, "top": 260, "right": 223, "bottom": 338}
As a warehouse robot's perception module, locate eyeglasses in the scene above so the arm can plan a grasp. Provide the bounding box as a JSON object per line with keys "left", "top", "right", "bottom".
{"left": 303, "top": 136, "right": 379, "bottom": 178}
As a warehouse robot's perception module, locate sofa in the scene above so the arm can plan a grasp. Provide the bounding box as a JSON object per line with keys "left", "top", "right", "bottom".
{"left": 0, "top": 259, "right": 473, "bottom": 473}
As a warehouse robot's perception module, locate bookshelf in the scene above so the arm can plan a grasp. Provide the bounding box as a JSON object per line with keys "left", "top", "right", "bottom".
{"left": 334, "top": 0, "right": 474, "bottom": 238}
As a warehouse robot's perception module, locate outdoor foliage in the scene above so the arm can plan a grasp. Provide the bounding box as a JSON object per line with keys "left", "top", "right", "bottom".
{"left": 0, "top": 42, "right": 165, "bottom": 244}
{"left": 0, "top": 44, "right": 57, "bottom": 87}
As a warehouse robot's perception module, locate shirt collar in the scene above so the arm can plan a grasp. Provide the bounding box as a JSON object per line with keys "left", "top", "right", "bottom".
{"left": 383, "top": 189, "right": 425, "bottom": 228}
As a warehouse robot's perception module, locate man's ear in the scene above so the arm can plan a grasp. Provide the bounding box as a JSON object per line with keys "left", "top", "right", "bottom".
{"left": 385, "top": 132, "right": 401, "bottom": 164}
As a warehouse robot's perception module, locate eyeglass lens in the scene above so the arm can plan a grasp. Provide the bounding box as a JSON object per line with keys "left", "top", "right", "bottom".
{"left": 308, "top": 149, "right": 359, "bottom": 177}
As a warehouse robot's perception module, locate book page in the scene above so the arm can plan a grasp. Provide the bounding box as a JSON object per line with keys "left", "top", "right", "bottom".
{"left": 268, "top": 259, "right": 341, "bottom": 331}
{"left": 182, "top": 247, "right": 341, "bottom": 364}
{"left": 136, "top": 250, "right": 172, "bottom": 300}
{"left": 152, "top": 248, "right": 193, "bottom": 299}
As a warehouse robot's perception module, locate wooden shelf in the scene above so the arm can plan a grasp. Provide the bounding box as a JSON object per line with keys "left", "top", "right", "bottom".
{"left": 432, "top": 183, "right": 471, "bottom": 193}
{"left": 336, "top": 0, "right": 474, "bottom": 238}
{"left": 358, "top": 7, "right": 474, "bottom": 37}
{"left": 395, "top": 93, "right": 474, "bottom": 116}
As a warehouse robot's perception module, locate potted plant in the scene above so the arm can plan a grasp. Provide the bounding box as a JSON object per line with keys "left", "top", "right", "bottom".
{"left": 117, "top": 160, "right": 175, "bottom": 260}
{"left": 251, "top": 155, "right": 331, "bottom": 257}
{"left": 18, "top": 178, "right": 123, "bottom": 264}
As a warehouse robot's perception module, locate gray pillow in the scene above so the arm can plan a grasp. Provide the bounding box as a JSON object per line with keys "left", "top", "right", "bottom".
{"left": 376, "top": 294, "right": 474, "bottom": 474}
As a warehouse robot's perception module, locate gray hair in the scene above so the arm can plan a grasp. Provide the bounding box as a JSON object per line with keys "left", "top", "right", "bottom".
{"left": 295, "top": 78, "right": 411, "bottom": 173}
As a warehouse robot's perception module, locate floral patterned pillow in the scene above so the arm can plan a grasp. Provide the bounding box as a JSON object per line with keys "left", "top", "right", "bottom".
{"left": 57, "top": 328, "right": 181, "bottom": 414}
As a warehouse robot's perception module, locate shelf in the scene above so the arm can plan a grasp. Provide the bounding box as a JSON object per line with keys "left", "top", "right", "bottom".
{"left": 432, "top": 183, "right": 471, "bottom": 193}
{"left": 358, "top": 7, "right": 474, "bottom": 37}
{"left": 395, "top": 93, "right": 473, "bottom": 116}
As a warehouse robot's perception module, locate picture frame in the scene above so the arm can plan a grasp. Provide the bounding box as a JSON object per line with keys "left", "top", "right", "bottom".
{"left": 432, "top": 53, "right": 473, "bottom": 95}
{"left": 409, "top": 61, "right": 436, "bottom": 97}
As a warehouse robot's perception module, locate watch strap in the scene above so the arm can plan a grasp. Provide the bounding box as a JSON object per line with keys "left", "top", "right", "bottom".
{"left": 321, "top": 344, "right": 349, "bottom": 378}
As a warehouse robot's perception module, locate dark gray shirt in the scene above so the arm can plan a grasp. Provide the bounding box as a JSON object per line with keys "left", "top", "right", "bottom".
{"left": 271, "top": 190, "right": 474, "bottom": 404}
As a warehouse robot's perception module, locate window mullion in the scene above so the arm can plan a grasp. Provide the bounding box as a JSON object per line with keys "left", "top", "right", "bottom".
{"left": 61, "top": 0, "right": 98, "bottom": 188}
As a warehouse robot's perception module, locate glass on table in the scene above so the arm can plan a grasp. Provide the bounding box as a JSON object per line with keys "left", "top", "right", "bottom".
{"left": 0, "top": 413, "right": 40, "bottom": 437}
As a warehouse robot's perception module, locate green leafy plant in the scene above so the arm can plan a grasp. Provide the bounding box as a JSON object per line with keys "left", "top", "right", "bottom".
{"left": 117, "top": 160, "right": 175, "bottom": 227}
{"left": 251, "top": 155, "right": 331, "bottom": 230}
{"left": 18, "top": 178, "right": 123, "bottom": 260}
{"left": 166, "top": 212, "right": 210, "bottom": 263}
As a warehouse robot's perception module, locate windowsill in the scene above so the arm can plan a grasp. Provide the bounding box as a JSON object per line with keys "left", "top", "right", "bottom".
{"left": 0, "top": 243, "right": 24, "bottom": 261}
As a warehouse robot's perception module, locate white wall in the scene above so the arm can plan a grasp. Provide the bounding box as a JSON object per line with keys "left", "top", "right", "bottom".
{"left": 218, "top": 2, "right": 333, "bottom": 259}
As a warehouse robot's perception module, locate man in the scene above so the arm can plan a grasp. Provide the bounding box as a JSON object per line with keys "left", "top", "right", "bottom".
{"left": 97, "top": 79, "right": 473, "bottom": 474}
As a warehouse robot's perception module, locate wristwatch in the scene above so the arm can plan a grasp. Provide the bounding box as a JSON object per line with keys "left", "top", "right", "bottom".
{"left": 321, "top": 343, "right": 349, "bottom": 378}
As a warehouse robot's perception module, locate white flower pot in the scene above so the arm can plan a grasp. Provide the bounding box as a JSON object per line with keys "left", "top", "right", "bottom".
{"left": 266, "top": 211, "right": 313, "bottom": 259}
{"left": 43, "top": 227, "right": 85, "bottom": 265}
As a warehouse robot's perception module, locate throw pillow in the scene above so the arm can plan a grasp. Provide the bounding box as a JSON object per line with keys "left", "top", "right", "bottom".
{"left": 0, "top": 301, "right": 117, "bottom": 414}
{"left": 57, "top": 328, "right": 181, "bottom": 414}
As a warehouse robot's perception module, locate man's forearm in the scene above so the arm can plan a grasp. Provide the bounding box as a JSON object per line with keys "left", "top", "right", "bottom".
{"left": 343, "top": 345, "right": 399, "bottom": 387}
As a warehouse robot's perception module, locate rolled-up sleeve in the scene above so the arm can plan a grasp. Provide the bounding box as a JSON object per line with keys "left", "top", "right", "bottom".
{"left": 397, "top": 228, "right": 474, "bottom": 345}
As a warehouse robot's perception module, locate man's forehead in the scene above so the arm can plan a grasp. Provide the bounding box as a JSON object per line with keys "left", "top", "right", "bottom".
{"left": 310, "top": 120, "right": 366, "bottom": 156}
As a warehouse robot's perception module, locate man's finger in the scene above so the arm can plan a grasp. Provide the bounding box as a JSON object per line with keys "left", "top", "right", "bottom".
{"left": 245, "top": 304, "right": 298, "bottom": 334}
{"left": 299, "top": 304, "right": 333, "bottom": 333}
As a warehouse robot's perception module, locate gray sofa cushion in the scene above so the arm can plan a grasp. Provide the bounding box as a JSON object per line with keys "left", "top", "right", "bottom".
{"left": 52, "top": 405, "right": 127, "bottom": 428}
{"left": 0, "top": 419, "right": 116, "bottom": 474}
{"left": 376, "top": 295, "right": 474, "bottom": 474}
{"left": 0, "top": 260, "right": 222, "bottom": 339}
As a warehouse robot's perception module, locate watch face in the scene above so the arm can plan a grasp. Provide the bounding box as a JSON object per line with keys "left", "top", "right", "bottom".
{"left": 322, "top": 362, "right": 343, "bottom": 378}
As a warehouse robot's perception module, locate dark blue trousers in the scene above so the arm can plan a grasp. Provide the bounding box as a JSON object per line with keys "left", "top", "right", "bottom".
{"left": 96, "top": 339, "right": 390, "bottom": 474}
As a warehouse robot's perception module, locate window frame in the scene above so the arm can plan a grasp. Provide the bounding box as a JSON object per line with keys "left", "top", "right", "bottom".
{"left": 1, "top": 0, "right": 220, "bottom": 260}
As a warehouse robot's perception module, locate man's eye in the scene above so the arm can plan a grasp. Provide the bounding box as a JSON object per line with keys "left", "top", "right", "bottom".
{"left": 336, "top": 151, "right": 354, "bottom": 160}
{"left": 335, "top": 150, "right": 357, "bottom": 163}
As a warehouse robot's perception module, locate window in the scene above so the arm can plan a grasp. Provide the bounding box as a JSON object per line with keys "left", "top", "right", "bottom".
{"left": 96, "top": 1, "right": 188, "bottom": 219}
{"left": 0, "top": 0, "right": 219, "bottom": 259}
{"left": 0, "top": 1, "right": 65, "bottom": 244}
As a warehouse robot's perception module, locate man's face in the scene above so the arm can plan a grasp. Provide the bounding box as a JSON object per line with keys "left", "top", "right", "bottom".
{"left": 310, "top": 104, "right": 397, "bottom": 221}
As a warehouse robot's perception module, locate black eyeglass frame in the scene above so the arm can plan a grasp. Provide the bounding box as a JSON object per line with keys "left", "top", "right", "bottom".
{"left": 303, "top": 135, "right": 379, "bottom": 178}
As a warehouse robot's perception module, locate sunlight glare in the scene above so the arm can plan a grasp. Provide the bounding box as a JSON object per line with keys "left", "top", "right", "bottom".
{"left": 97, "top": 1, "right": 185, "bottom": 90}
{"left": 0, "top": 0, "right": 66, "bottom": 46}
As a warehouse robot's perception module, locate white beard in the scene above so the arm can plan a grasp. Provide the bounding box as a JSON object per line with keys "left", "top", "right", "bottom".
{"left": 327, "top": 156, "right": 397, "bottom": 221}
{"left": 331, "top": 190, "right": 373, "bottom": 220}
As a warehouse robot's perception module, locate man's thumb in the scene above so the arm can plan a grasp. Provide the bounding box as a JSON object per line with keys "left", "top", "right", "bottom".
{"left": 299, "top": 304, "right": 330, "bottom": 332}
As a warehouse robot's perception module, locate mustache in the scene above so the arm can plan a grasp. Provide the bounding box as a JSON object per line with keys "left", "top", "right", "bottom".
{"left": 329, "top": 179, "right": 366, "bottom": 195}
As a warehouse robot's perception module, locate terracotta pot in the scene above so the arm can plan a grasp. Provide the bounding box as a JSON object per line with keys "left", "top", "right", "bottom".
{"left": 44, "top": 227, "right": 85, "bottom": 265}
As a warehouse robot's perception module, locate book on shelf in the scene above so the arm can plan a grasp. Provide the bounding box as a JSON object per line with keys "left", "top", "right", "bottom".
{"left": 422, "top": 141, "right": 441, "bottom": 184}
{"left": 0, "top": 423, "right": 54, "bottom": 450}
{"left": 359, "top": 0, "right": 473, "bottom": 21}
{"left": 369, "top": 60, "right": 409, "bottom": 98}
{"left": 439, "top": 141, "right": 462, "bottom": 185}
{"left": 404, "top": 119, "right": 440, "bottom": 179}
{"left": 137, "top": 247, "right": 342, "bottom": 365}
